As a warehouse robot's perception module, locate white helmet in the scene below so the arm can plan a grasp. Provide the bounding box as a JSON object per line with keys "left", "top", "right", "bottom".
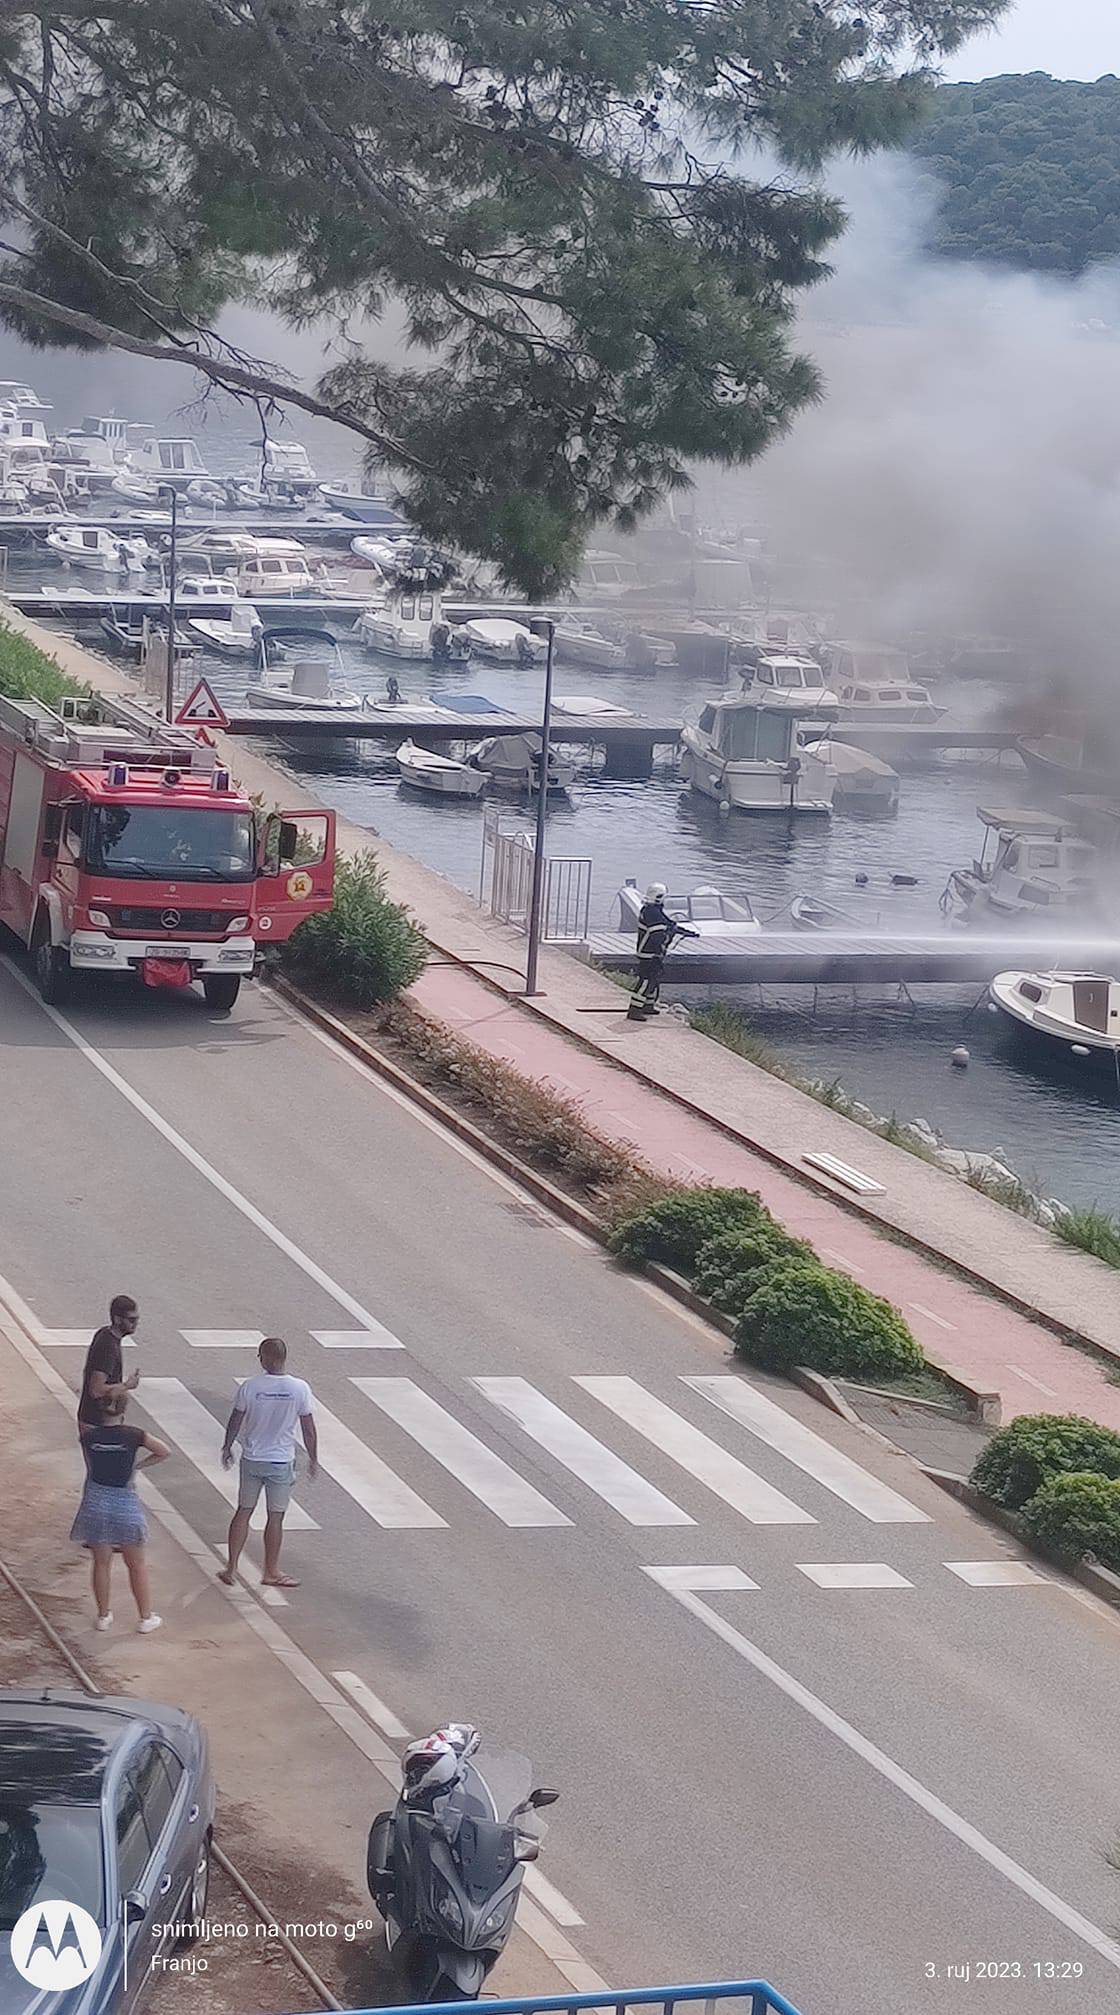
{"left": 644, "top": 882, "right": 667, "bottom": 902}
{"left": 402, "top": 1733, "right": 460, "bottom": 1802}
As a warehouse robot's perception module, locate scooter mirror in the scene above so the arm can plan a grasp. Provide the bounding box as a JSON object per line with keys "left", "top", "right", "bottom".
{"left": 529, "top": 1787, "right": 560, "bottom": 1809}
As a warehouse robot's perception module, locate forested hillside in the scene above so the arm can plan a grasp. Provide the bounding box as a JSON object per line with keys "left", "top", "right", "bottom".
{"left": 910, "top": 73, "right": 1120, "bottom": 276}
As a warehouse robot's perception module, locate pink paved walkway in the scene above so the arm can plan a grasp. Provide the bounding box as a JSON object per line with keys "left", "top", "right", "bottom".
{"left": 413, "top": 964, "right": 1120, "bottom": 1433}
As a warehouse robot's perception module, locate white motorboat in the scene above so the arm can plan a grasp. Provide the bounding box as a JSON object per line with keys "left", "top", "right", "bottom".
{"left": 180, "top": 529, "right": 268, "bottom": 569}
{"left": 245, "top": 628, "right": 360, "bottom": 710}
{"left": 0, "top": 381, "right": 51, "bottom": 413}
{"left": 989, "top": 971, "right": 1120, "bottom": 1070}
{"left": 818, "top": 643, "right": 944, "bottom": 725}
{"left": 802, "top": 737, "right": 900, "bottom": 815}
{"left": 233, "top": 547, "right": 318, "bottom": 599}
{"left": 99, "top": 609, "right": 198, "bottom": 661}
{"left": 318, "top": 484, "right": 411, "bottom": 532}
{"left": 188, "top": 599, "right": 265, "bottom": 654}
{"left": 617, "top": 880, "right": 760, "bottom": 936}
{"left": 49, "top": 431, "right": 125, "bottom": 492}
{"left": 575, "top": 550, "right": 643, "bottom": 599}
{"left": 553, "top": 618, "right": 628, "bottom": 670}
{"left": 462, "top": 617, "right": 546, "bottom": 664}
{"left": 176, "top": 574, "right": 244, "bottom": 615}
{"left": 132, "top": 436, "right": 213, "bottom": 485}
{"left": 738, "top": 652, "right": 839, "bottom": 716}
{"left": 0, "top": 411, "right": 50, "bottom": 452}
{"left": 355, "top": 588, "right": 467, "bottom": 661}
{"left": 396, "top": 739, "right": 486, "bottom": 797}
{"left": 469, "top": 732, "right": 576, "bottom": 793}
{"left": 679, "top": 693, "right": 835, "bottom": 814}
{"left": 186, "top": 478, "right": 227, "bottom": 508}
{"left": 260, "top": 440, "right": 318, "bottom": 497}
{"left": 942, "top": 806, "right": 1098, "bottom": 926}
{"left": 45, "top": 524, "right": 154, "bottom": 573}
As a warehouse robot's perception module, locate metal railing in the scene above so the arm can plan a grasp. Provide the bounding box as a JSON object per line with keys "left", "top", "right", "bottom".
{"left": 480, "top": 810, "right": 592, "bottom": 942}
{"left": 322, "top": 1981, "right": 803, "bottom": 2015}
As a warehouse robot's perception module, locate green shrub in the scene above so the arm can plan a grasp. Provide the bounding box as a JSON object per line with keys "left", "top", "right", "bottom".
{"left": 734, "top": 1261, "right": 923, "bottom": 1379}
{"left": 283, "top": 850, "right": 427, "bottom": 1009}
{"left": 970, "top": 1413, "right": 1120, "bottom": 1510}
{"left": 608, "top": 1186, "right": 768, "bottom": 1272}
{"left": 1022, "top": 1471, "right": 1120, "bottom": 1570}
{"left": 0, "top": 621, "right": 88, "bottom": 708}
{"left": 694, "top": 1224, "right": 815, "bottom": 1316}
{"left": 1054, "top": 1205, "right": 1120, "bottom": 1270}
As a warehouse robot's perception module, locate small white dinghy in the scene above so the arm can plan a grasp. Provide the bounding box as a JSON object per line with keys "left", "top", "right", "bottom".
{"left": 396, "top": 740, "right": 486, "bottom": 797}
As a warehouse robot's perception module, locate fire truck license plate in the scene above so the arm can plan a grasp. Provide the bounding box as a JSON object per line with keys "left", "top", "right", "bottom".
{"left": 146, "top": 945, "right": 188, "bottom": 958}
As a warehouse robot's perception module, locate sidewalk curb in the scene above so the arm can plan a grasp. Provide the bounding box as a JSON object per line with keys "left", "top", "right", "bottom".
{"left": 922, "top": 1468, "right": 1120, "bottom": 1614}
{"left": 269, "top": 973, "right": 999, "bottom": 1426}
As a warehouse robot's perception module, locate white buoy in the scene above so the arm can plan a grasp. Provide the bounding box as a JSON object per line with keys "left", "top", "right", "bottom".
{"left": 950, "top": 1046, "right": 970, "bottom": 1068}
{"left": 1071, "top": 1043, "right": 1091, "bottom": 1058}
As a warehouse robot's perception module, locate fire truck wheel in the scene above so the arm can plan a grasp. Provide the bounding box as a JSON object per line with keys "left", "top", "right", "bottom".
{"left": 202, "top": 974, "right": 242, "bottom": 1012}
{"left": 31, "top": 913, "right": 70, "bottom": 1004}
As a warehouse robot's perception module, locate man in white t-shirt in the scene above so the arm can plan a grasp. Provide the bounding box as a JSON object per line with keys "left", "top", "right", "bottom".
{"left": 218, "top": 1337, "right": 318, "bottom": 1588}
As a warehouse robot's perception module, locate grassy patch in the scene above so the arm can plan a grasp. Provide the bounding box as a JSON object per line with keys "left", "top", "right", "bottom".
{"left": 0, "top": 621, "right": 88, "bottom": 708}
{"left": 689, "top": 1002, "right": 791, "bottom": 1076}
{"left": 1053, "top": 1206, "right": 1120, "bottom": 1270}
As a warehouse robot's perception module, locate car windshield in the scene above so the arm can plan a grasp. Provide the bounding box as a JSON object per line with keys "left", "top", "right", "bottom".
{"left": 0, "top": 1798, "right": 104, "bottom": 1930}
{"left": 86, "top": 806, "right": 256, "bottom": 882}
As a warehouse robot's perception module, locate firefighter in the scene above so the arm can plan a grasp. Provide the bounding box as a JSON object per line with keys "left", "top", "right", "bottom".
{"left": 626, "top": 882, "right": 697, "bottom": 1021}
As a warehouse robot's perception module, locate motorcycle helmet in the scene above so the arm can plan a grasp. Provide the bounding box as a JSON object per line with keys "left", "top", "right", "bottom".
{"left": 437, "top": 1722, "right": 480, "bottom": 1760}
{"left": 402, "top": 1734, "right": 460, "bottom": 1802}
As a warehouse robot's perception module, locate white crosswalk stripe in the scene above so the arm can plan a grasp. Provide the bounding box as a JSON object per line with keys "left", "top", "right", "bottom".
{"left": 576, "top": 1376, "right": 816, "bottom": 1525}
{"left": 43, "top": 1330, "right": 135, "bottom": 1348}
{"left": 352, "top": 1379, "right": 571, "bottom": 1527}
{"left": 140, "top": 1378, "right": 318, "bottom": 1531}
{"left": 473, "top": 1378, "right": 694, "bottom": 1526}
{"left": 312, "top": 1396, "right": 446, "bottom": 1528}
{"left": 313, "top": 1331, "right": 405, "bottom": 1350}
{"left": 180, "top": 1330, "right": 264, "bottom": 1350}
{"left": 684, "top": 1375, "right": 930, "bottom": 1524}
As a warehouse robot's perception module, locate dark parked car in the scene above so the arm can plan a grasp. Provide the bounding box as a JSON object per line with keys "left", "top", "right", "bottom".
{"left": 0, "top": 1690, "right": 214, "bottom": 2014}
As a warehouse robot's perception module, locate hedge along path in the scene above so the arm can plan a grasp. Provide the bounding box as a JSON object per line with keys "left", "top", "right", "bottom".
{"left": 607, "top": 1187, "right": 926, "bottom": 1384}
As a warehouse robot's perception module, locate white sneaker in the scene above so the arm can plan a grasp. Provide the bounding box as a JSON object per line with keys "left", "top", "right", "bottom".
{"left": 137, "top": 1614, "right": 162, "bottom": 1635}
{"left": 95, "top": 1613, "right": 113, "bottom": 1632}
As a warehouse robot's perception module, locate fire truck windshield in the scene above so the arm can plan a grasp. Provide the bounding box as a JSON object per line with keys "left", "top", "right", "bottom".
{"left": 85, "top": 805, "right": 256, "bottom": 882}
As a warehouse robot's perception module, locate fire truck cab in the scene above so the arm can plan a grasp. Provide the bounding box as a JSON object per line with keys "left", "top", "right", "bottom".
{"left": 0, "top": 689, "right": 335, "bottom": 1011}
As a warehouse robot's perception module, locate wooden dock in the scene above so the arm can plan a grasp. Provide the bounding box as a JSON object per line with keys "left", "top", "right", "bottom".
{"left": 224, "top": 702, "right": 680, "bottom": 776}
{"left": 582, "top": 926, "right": 1120, "bottom": 986}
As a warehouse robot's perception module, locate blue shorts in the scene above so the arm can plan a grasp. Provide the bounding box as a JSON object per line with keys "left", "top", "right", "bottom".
{"left": 238, "top": 1457, "right": 295, "bottom": 1514}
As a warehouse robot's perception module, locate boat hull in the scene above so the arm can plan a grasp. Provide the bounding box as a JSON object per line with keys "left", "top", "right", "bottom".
{"left": 680, "top": 739, "right": 833, "bottom": 814}
{"left": 989, "top": 978, "right": 1120, "bottom": 1072}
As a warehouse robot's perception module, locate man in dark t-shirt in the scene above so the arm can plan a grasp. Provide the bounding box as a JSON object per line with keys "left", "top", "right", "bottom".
{"left": 78, "top": 1295, "right": 141, "bottom": 1430}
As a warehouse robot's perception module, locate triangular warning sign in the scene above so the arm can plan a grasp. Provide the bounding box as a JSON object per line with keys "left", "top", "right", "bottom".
{"left": 175, "top": 677, "right": 229, "bottom": 728}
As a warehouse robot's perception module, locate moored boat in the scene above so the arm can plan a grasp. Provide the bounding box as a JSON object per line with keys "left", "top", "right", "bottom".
{"left": 396, "top": 739, "right": 486, "bottom": 797}
{"left": 989, "top": 970, "right": 1120, "bottom": 1072}
{"left": 679, "top": 693, "right": 835, "bottom": 814}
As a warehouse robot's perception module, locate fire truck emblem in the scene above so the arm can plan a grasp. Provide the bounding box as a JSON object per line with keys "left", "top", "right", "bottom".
{"left": 161, "top": 909, "right": 182, "bottom": 929}
{"left": 286, "top": 870, "right": 314, "bottom": 901}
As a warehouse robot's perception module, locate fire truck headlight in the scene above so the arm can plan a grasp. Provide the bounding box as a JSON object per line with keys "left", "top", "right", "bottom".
{"left": 87, "top": 909, "right": 111, "bottom": 928}
{"left": 226, "top": 915, "right": 250, "bottom": 932}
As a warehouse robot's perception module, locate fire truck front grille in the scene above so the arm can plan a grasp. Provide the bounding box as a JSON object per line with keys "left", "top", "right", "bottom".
{"left": 109, "top": 907, "right": 234, "bottom": 935}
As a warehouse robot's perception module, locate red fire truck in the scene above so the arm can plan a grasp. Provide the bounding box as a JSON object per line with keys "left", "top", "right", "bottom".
{"left": 0, "top": 688, "right": 335, "bottom": 1010}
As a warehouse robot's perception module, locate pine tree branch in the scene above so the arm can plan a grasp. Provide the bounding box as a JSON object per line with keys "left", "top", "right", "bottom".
{"left": 0, "top": 277, "right": 432, "bottom": 471}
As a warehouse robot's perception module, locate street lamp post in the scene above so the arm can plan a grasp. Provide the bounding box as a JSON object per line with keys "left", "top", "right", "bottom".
{"left": 159, "top": 484, "right": 179, "bottom": 722}
{"left": 523, "top": 616, "right": 555, "bottom": 997}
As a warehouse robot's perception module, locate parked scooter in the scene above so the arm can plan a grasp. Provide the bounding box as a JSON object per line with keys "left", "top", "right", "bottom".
{"left": 367, "top": 1724, "right": 559, "bottom": 2001}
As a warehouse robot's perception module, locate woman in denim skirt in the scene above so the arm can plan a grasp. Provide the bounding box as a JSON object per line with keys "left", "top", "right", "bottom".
{"left": 72, "top": 1412, "right": 170, "bottom": 1632}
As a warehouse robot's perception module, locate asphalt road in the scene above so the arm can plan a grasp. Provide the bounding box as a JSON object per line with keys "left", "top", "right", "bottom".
{"left": 2, "top": 957, "right": 1119, "bottom": 2015}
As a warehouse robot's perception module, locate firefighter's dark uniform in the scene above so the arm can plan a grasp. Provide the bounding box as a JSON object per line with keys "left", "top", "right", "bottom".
{"left": 627, "top": 899, "right": 679, "bottom": 1019}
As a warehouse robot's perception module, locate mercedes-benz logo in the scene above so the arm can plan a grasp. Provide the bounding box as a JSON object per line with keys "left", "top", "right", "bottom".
{"left": 161, "top": 909, "right": 181, "bottom": 929}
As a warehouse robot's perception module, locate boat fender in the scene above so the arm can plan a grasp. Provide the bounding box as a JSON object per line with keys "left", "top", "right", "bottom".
{"left": 891, "top": 873, "right": 918, "bottom": 886}
{"left": 855, "top": 872, "right": 869, "bottom": 886}
{"left": 950, "top": 1046, "right": 970, "bottom": 1069}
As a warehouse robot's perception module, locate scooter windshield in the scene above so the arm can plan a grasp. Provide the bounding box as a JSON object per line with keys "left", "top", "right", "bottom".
{"left": 435, "top": 1749, "right": 544, "bottom": 1901}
